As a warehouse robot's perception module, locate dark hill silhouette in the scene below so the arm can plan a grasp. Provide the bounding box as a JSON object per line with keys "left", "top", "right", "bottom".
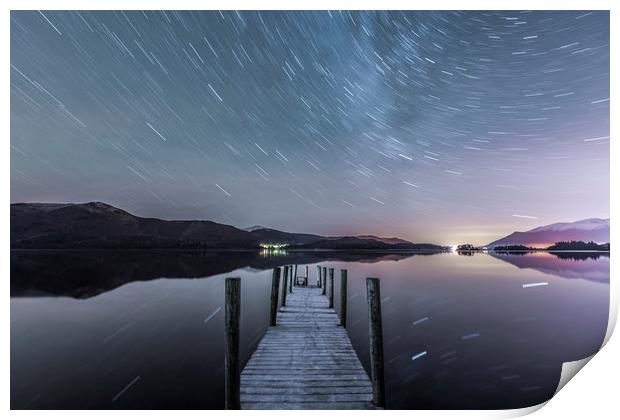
{"left": 10, "top": 202, "right": 445, "bottom": 250}
{"left": 11, "top": 202, "right": 255, "bottom": 249}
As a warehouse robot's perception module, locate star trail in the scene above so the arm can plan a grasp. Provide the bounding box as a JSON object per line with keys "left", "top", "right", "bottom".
{"left": 10, "top": 11, "right": 610, "bottom": 244}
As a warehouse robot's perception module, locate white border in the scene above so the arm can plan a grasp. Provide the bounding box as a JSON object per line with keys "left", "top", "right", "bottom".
{"left": 3, "top": 1, "right": 617, "bottom": 419}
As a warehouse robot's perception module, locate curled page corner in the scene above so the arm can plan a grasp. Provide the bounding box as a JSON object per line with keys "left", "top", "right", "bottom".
{"left": 499, "top": 401, "right": 548, "bottom": 418}
{"left": 515, "top": 287, "right": 616, "bottom": 416}
{"left": 502, "top": 354, "right": 599, "bottom": 418}
{"left": 555, "top": 355, "right": 595, "bottom": 396}
{"left": 602, "top": 278, "right": 618, "bottom": 348}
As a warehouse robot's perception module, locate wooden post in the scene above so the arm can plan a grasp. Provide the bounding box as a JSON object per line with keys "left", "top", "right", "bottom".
{"left": 281, "top": 265, "right": 289, "bottom": 307}
{"left": 291, "top": 265, "right": 296, "bottom": 293}
{"left": 269, "top": 267, "right": 281, "bottom": 326}
{"left": 328, "top": 268, "right": 334, "bottom": 308}
{"left": 317, "top": 265, "right": 321, "bottom": 287}
{"left": 305, "top": 265, "right": 308, "bottom": 286}
{"left": 340, "top": 269, "right": 348, "bottom": 328}
{"left": 366, "top": 277, "right": 385, "bottom": 407}
{"left": 225, "top": 277, "right": 241, "bottom": 410}
{"left": 322, "top": 267, "right": 327, "bottom": 295}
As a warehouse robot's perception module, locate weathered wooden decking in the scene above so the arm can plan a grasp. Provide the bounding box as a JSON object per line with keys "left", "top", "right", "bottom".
{"left": 240, "top": 285, "right": 374, "bottom": 410}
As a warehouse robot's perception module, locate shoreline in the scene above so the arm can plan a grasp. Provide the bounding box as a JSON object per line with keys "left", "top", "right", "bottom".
{"left": 10, "top": 248, "right": 610, "bottom": 253}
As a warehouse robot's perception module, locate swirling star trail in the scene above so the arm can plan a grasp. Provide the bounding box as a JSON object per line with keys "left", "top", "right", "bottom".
{"left": 10, "top": 11, "right": 609, "bottom": 244}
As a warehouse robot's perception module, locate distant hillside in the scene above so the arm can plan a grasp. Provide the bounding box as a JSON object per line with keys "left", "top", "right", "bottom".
{"left": 297, "top": 236, "right": 447, "bottom": 251}
{"left": 244, "top": 225, "right": 268, "bottom": 232}
{"left": 10, "top": 202, "right": 433, "bottom": 250}
{"left": 247, "top": 227, "right": 413, "bottom": 246}
{"left": 354, "top": 235, "right": 411, "bottom": 245}
{"left": 248, "top": 227, "right": 324, "bottom": 246}
{"left": 488, "top": 218, "right": 610, "bottom": 249}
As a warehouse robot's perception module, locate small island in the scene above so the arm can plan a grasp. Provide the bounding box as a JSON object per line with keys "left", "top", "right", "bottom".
{"left": 492, "top": 241, "right": 610, "bottom": 253}
{"left": 493, "top": 245, "right": 533, "bottom": 252}
{"left": 547, "top": 241, "right": 610, "bottom": 251}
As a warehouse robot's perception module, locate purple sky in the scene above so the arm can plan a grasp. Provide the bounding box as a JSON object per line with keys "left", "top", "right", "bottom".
{"left": 11, "top": 11, "right": 609, "bottom": 244}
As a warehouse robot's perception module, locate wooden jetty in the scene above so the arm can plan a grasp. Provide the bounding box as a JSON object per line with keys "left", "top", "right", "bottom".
{"left": 224, "top": 266, "right": 385, "bottom": 410}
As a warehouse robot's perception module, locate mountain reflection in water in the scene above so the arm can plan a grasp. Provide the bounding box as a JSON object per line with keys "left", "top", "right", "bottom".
{"left": 10, "top": 250, "right": 421, "bottom": 298}
{"left": 10, "top": 250, "right": 609, "bottom": 409}
{"left": 490, "top": 251, "right": 609, "bottom": 283}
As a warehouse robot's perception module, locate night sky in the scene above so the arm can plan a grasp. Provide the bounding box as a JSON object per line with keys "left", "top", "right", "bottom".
{"left": 10, "top": 11, "right": 610, "bottom": 245}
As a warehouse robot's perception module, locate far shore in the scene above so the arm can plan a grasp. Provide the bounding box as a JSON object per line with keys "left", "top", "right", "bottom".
{"left": 10, "top": 247, "right": 447, "bottom": 253}
{"left": 10, "top": 248, "right": 609, "bottom": 253}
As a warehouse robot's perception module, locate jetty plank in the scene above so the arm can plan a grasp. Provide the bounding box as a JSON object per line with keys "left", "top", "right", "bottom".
{"left": 240, "top": 285, "right": 374, "bottom": 410}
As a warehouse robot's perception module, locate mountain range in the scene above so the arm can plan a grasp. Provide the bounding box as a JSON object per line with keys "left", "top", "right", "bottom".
{"left": 487, "top": 218, "right": 610, "bottom": 249}
{"left": 10, "top": 202, "right": 609, "bottom": 250}
{"left": 10, "top": 202, "right": 446, "bottom": 250}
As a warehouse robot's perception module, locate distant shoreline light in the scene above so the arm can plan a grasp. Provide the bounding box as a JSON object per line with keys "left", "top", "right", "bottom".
{"left": 259, "top": 242, "right": 289, "bottom": 249}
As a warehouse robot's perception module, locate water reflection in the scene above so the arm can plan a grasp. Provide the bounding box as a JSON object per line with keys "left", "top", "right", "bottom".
{"left": 11, "top": 251, "right": 609, "bottom": 409}
{"left": 337, "top": 253, "right": 608, "bottom": 409}
{"left": 10, "top": 250, "right": 418, "bottom": 298}
{"left": 259, "top": 248, "right": 288, "bottom": 257}
{"left": 490, "top": 251, "right": 609, "bottom": 283}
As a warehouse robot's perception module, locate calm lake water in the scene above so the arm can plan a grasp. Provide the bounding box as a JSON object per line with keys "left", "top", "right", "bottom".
{"left": 10, "top": 250, "right": 609, "bottom": 409}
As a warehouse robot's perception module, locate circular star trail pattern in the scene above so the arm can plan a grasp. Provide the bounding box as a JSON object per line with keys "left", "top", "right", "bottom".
{"left": 10, "top": 11, "right": 609, "bottom": 244}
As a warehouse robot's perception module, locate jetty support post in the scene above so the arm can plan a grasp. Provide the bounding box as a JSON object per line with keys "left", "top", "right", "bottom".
{"left": 225, "top": 277, "right": 241, "bottom": 410}
{"left": 317, "top": 265, "right": 322, "bottom": 287}
{"left": 366, "top": 277, "right": 385, "bottom": 407}
{"left": 340, "top": 269, "right": 348, "bottom": 328}
{"left": 281, "top": 265, "right": 289, "bottom": 307}
{"left": 305, "top": 265, "right": 309, "bottom": 286}
{"left": 269, "top": 267, "right": 281, "bottom": 326}
{"left": 291, "top": 265, "right": 296, "bottom": 293}
{"left": 328, "top": 268, "right": 334, "bottom": 308}
{"left": 322, "top": 267, "right": 327, "bottom": 295}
